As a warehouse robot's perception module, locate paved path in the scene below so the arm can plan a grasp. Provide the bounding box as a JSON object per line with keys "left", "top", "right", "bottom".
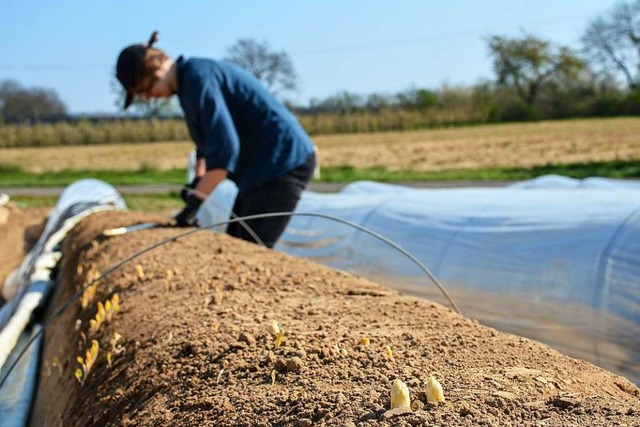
{"left": 0, "top": 181, "right": 513, "bottom": 197}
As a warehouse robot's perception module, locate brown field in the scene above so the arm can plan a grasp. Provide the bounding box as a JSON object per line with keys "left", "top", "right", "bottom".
{"left": 1, "top": 118, "right": 640, "bottom": 173}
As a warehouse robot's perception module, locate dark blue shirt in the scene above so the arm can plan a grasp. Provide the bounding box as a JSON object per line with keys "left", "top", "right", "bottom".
{"left": 176, "top": 56, "right": 315, "bottom": 194}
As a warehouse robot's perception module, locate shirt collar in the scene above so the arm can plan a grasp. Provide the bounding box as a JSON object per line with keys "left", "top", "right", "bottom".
{"left": 176, "top": 55, "right": 185, "bottom": 95}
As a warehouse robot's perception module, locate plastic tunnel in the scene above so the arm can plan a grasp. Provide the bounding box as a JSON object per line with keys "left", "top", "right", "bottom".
{"left": 199, "top": 176, "right": 640, "bottom": 385}
{"left": 0, "top": 179, "right": 126, "bottom": 427}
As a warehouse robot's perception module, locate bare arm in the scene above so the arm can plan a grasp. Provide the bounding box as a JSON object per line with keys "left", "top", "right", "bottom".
{"left": 195, "top": 157, "right": 207, "bottom": 178}
{"left": 193, "top": 167, "right": 228, "bottom": 199}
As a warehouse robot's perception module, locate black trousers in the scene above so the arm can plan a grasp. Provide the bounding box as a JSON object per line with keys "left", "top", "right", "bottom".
{"left": 226, "top": 154, "right": 316, "bottom": 248}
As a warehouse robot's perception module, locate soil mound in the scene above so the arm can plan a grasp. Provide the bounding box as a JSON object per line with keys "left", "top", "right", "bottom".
{"left": 30, "top": 211, "right": 639, "bottom": 426}
{"left": 0, "top": 205, "right": 50, "bottom": 302}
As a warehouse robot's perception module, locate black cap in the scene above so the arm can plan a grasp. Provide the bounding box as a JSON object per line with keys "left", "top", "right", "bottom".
{"left": 115, "top": 31, "right": 159, "bottom": 109}
{"left": 116, "top": 44, "right": 146, "bottom": 109}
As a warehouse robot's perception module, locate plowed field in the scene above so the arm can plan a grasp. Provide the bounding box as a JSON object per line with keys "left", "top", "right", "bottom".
{"left": 1, "top": 118, "right": 639, "bottom": 173}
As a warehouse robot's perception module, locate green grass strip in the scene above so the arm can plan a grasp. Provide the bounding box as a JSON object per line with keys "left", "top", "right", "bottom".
{"left": 2, "top": 159, "right": 640, "bottom": 188}
{"left": 320, "top": 160, "right": 640, "bottom": 182}
{"left": 12, "top": 192, "right": 183, "bottom": 211}
{"left": 0, "top": 166, "right": 187, "bottom": 187}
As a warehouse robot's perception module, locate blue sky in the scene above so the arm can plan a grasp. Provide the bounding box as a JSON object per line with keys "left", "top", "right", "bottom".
{"left": 0, "top": 0, "right": 618, "bottom": 114}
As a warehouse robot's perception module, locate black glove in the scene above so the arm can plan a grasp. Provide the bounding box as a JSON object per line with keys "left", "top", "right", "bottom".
{"left": 180, "top": 177, "right": 201, "bottom": 203}
{"left": 174, "top": 194, "right": 203, "bottom": 227}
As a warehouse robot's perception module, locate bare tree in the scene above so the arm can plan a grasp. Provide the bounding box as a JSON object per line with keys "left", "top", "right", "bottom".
{"left": 224, "top": 39, "right": 298, "bottom": 95}
{"left": 488, "top": 34, "right": 586, "bottom": 106}
{"left": 0, "top": 79, "right": 67, "bottom": 123}
{"left": 582, "top": 0, "right": 640, "bottom": 90}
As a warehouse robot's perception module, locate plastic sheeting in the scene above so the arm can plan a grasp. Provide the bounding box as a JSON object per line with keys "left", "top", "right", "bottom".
{"left": 1, "top": 179, "right": 125, "bottom": 320}
{"left": 199, "top": 176, "right": 640, "bottom": 384}
{"left": 0, "top": 179, "right": 126, "bottom": 427}
{"left": 0, "top": 326, "right": 42, "bottom": 426}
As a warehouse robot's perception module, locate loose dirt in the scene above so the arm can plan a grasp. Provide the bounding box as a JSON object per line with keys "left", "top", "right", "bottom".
{"left": 23, "top": 211, "right": 639, "bottom": 426}
{"left": 0, "top": 204, "right": 49, "bottom": 300}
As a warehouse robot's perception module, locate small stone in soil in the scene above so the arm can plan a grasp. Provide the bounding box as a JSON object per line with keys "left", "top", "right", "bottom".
{"left": 548, "top": 393, "right": 583, "bottom": 409}
{"left": 382, "top": 406, "right": 413, "bottom": 419}
{"left": 238, "top": 332, "right": 256, "bottom": 346}
{"left": 286, "top": 357, "right": 304, "bottom": 372}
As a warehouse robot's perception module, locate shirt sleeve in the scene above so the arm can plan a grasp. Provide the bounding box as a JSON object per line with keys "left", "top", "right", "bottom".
{"left": 197, "top": 84, "right": 239, "bottom": 172}
{"left": 184, "top": 115, "right": 205, "bottom": 159}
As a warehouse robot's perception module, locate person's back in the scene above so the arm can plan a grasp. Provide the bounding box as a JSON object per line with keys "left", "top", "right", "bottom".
{"left": 177, "top": 57, "right": 314, "bottom": 193}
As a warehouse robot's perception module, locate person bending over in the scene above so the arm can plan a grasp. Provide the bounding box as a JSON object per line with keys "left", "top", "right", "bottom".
{"left": 116, "top": 32, "right": 316, "bottom": 248}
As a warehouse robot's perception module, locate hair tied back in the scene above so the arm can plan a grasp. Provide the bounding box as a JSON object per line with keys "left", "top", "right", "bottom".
{"left": 146, "top": 31, "right": 159, "bottom": 48}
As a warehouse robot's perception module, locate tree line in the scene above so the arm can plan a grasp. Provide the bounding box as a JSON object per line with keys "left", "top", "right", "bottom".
{"left": 294, "top": 0, "right": 640, "bottom": 125}
{"left": 1, "top": 1, "right": 639, "bottom": 129}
